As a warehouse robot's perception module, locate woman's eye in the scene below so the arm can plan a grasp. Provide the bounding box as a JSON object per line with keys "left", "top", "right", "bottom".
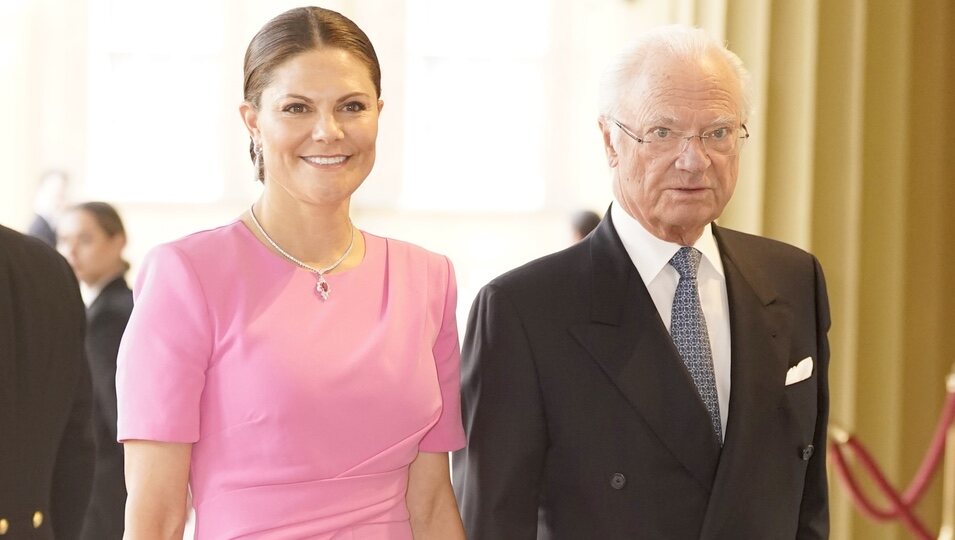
{"left": 342, "top": 101, "right": 367, "bottom": 113}
{"left": 283, "top": 104, "right": 307, "bottom": 114}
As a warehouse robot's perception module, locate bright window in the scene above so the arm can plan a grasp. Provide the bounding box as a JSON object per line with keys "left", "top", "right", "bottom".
{"left": 399, "top": 0, "right": 550, "bottom": 211}
{"left": 85, "top": 0, "right": 227, "bottom": 203}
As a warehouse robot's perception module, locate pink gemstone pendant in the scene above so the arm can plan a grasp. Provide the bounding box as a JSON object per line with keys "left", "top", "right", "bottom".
{"left": 315, "top": 274, "right": 330, "bottom": 300}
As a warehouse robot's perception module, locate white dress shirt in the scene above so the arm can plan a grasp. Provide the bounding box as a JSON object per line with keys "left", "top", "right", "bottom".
{"left": 80, "top": 281, "right": 107, "bottom": 309}
{"left": 610, "top": 202, "right": 731, "bottom": 436}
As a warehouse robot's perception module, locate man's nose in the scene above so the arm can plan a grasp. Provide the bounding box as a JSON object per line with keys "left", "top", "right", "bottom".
{"left": 675, "top": 136, "right": 711, "bottom": 171}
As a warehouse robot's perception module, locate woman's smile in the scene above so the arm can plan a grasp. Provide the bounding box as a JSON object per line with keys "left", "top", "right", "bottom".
{"left": 301, "top": 154, "right": 350, "bottom": 168}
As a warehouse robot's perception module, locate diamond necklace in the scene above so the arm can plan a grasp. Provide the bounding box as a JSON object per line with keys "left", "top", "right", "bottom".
{"left": 248, "top": 204, "right": 355, "bottom": 300}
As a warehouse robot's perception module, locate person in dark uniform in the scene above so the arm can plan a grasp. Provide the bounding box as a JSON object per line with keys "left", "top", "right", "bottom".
{"left": 570, "top": 209, "right": 602, "bottom": 243}
{"left": 0, "top": 224, "right": 94, "bottom": 539}
{"left": 57, "top": 202, "right": 133, "bottom": 540}
{"left": 27, "top": 170, "right": 69, "bottom": 247}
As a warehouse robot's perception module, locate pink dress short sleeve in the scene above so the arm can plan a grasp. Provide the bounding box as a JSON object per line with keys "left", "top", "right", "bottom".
{"left": 116, "top": 222, "right": 465, "bottom": 539}
{"left": 419, "top": 255, "right": 465, "bottom": 451}
{"left": 117, "top": 243, "right": 212, "bottom": 443}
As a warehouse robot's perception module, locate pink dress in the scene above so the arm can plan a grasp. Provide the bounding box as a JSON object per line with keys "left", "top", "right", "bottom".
{"left": 116, "top": 221, "right": 465, "bottom": 539}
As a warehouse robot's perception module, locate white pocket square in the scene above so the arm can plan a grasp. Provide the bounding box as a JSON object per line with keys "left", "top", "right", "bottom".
{"left": 785, "top": 357, "right": 814, "bottom": 385}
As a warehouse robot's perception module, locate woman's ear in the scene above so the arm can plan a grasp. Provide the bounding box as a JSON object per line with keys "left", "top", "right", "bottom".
{"left": 106, "top": 232, "right": 127, "bottom": 258}
{"left": 239, "top": 102, "right": 260, "bottom": 141}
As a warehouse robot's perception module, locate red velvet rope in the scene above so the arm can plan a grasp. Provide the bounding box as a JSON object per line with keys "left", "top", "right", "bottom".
{"left": 828, "top": 390, "right": 955, "bottom": 540}
{"left": 830, "top": 437, "right": 934, "bottom": 539}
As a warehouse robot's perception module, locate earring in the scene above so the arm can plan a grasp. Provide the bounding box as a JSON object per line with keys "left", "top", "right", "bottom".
{"left": 253, "top": 142, "right": 263, "bottom": 182}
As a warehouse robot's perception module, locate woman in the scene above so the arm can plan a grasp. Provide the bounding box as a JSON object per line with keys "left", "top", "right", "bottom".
{"left": 118, "top": 7, "right": 466, "bottom": 539}
{"left": 56, "top": 201, "right": 133, "bottom": 540}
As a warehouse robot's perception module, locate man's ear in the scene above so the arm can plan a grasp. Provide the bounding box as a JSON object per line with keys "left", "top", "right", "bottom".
{"left": 598, "top": 117, "right": 619, "bottom": 168}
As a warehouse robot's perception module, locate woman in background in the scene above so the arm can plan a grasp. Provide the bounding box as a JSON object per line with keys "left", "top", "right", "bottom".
{"left": 56, "top": 201, "right": 132, "bottom": 540}
{"left": 118, "top": 6, "right": 466, "bottom": 539}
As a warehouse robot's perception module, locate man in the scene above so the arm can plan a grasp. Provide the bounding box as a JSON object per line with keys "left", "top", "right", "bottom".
{"left": 0, "top": 224, "right": 94, "bottom": 538}
{"left": 453, "top": 25, "right": 830, "bottom": 539}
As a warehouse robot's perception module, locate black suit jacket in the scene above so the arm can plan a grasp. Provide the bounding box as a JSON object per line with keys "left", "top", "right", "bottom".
{"left": 26, "top": 215, "right": 56, "bottom": 248}
{"left": 80, "top": 276, "right": 132, "bottom": 540}
{"left": 453, "top": 213, "right": 831, "bottom": 539}
{"left": 0, "top": 225, "right": 94, "bottom": 539}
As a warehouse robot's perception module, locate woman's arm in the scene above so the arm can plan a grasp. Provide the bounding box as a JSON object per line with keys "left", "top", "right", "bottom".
{"left": 407, "top": 451, "right": 465, "bottom": 539}
{"left": 123, "top": 440, "right": 192, "bottom": 540}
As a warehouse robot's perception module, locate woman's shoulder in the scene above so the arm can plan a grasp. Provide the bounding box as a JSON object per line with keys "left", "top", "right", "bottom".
{"left": 138, "top": 221, "right": 252, "bottom": 287}
{"left": 161, "top": 221, "right": 246, "bottom": 253}
{"left": 366, "top": 232, "right": 452, "bottom": 271}
{"left": 364, "top": 233, "right": 456, "bottom": 302}
{"left": 146, "top": 221, "right": 248, "bottom": 264}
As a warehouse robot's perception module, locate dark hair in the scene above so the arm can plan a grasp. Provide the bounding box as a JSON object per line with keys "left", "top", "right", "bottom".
{"left": 69, "top": 201, "right": 129, "bottom": 271}
{"left": 72, "top": 202, "right": 126, "bottom": 238}
{"left": 244, "top": 7, "right": 382, "bottom": 179}
{"left": 572, "top": 210, "right": 602, "bottom": 240}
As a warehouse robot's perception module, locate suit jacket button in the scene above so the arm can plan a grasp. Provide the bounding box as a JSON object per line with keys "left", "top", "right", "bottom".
{"left": 32, "top": 511, "right": 43, "bottom": 529}
{"left": 610, "top": 473, "right": 627, "bottom": 490}
{"left": 800, "top": 444, "right": 815, "bottom": 461}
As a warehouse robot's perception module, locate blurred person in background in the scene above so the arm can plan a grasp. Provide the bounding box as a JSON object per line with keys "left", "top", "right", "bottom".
{"left": 27, "top": 169, "right": 70, "bottom": 247}
{"left": 0, "top": 224, "right": 93, "bottom": 539}
{"left": 570, "top": 209, "right": 601, "bottom": 243}
{"left": 117, "top": 6, "right": 465, "bottom": 539}
{"left": 57, "top": 202, "right": 132, "bottom": 540}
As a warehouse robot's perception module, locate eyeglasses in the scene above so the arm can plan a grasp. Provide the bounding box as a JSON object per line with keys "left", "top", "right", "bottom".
{"left": 611, "top": 119, "right": 749, "bottom": 157}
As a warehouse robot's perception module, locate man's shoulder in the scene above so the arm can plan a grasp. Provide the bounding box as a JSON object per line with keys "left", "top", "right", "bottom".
{"left": 0, "top": 224, "right": 72, "bottom": 278}
{"left": 715, "top": 225, "right": 817, "bottom": 264}
{"left": 1, "top": 223, "right": 52, "bottom": 256}
{"left": 482, "top": 241, "right": 591, "bottom": 302}
{"left": 714, "top": 225, "right": 824, "bottom": 302}
{"left": 0, "top": 224, "right": 84, "bottom": 335}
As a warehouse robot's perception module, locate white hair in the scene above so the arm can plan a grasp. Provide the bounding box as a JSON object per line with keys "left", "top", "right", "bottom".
{"left": 598, "top": 25, "right": 753, "bottom": 123}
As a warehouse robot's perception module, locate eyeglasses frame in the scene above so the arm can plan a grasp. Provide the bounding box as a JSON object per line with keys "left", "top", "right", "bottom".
{"left": 610, "top": 118, "right": 750, "bottom": 156}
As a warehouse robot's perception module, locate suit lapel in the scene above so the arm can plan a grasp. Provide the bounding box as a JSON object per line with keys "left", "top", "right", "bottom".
{"left": 700, "top": 227, "right": 791, "bottom": 538}
{"left": 570, "top": 214, "right": 721, "bottom": 491}
{"left": 86, "top": 275, "right": 127, "bottom": 322}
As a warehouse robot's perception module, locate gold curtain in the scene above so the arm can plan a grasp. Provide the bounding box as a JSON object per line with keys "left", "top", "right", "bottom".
{"left": 686, "top": 0, "right": 955, "bottom": 537}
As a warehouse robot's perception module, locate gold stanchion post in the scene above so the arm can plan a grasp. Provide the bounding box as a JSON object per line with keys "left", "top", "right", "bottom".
{"left": 939, "top": 365, "right": 955, "bottom": 540}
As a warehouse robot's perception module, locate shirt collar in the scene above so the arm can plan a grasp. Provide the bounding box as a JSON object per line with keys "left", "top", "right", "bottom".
{"left": 80, "top": 281, "right": 105, "bottom": 308}
{"left": 610, "top": 201, "right": 724, "bottom": 284}
{"left": 80, "top": 271, "right": 123, "bottom": 308}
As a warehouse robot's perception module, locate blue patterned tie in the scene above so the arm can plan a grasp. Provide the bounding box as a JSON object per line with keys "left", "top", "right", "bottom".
{"left": 669, "top": 247, "right": 722, "bottom": 443}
